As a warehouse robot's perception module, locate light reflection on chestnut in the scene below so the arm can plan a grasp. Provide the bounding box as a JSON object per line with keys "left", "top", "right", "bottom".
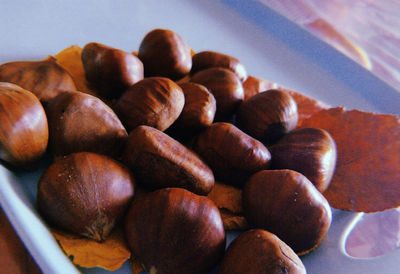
{"left": 191, "top": 50, "right": 247, "bottom": 82}
{"left": 37, "top": 152, "right": 135, "bottom": 242}
{"left": 82, "top": 42, "right": 144, "bottom": 99}
{"left": 0, "top": 57, "right": 76, "bottom": 104}
{"left": 236, "top": 89, "right": 298, "bottom": 144}
{"left": 138, "top": 28, "right": 192, "bottom": 80}
{"left": 0, "top": 82, "right": 48, "bottom": 167}
{"left": 122, "top": 125, "right": 214, "bottom": 195}
{"left": 124, "top": 187, "right": 226, "bottom": 274}
{"left": 242, "top": 169, "right": 332, "bottom": 254}
{"left": 116, "top": 77, "right": 184, "bottom": 132}
{"left": 46, "top": 90, "right": 128, "bottom": 159}
{"left": 270, "top": 127, "right": 337, "bottom": 192}
{"left": 193, "top": 122, "right": 271, "bottom": 187}
{"left": 166, "top": 82, "right": 216, "bottom": 141}
{"left": 190, "top": 67, "right": 244, "bottom": 121}
{"left": 218, "top": 229, "right": 306, "bottom": 274}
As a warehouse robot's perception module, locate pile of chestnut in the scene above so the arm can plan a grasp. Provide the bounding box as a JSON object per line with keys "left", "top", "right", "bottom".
{"left": 0, "top": 28, "right": 337, "bottom": 273}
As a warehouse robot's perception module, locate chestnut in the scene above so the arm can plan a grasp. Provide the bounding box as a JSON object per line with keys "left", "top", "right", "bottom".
{"left": 218, "top": 229, "right": 306, "bottom": 274}
{"left": 138, "top": 28, "right": 192, "bottom": 80}
{"left": 242, "top": 169, "right": 332, "bottom": 254}
{"left": 0, "top": 82, "right": 48, "bottom": 167}
{"left": 116, "top": 77, "right": 184, "bottom": 132}
{"left": 81, "top": 42, "right": 144, "bottom": 99}
{"left": 166, "top": 82, "right": 216, "bottom": 140}
{"left": 121, "top": 125, "right": 214, "bottom": 195}
{"left": 37, "top": 152, "right": 135, "bottom": 242}
{"left": 193, "top": 122, "right": 271, "bottom": 187}
{"left": 191, "top": 50, "right": 247, "bottom": 82}
{"left": 236, "top": 89, "right": 298, "bottom": 144}
{"left": 46, "top": 90, "right": 128, "bottom": 158}
{"left": 270, "top": 127, "right": 337, "bottom": 192}
{"left": 190, "top": 67, "right": 244, "bottom": 121}
{"left": 0, "top": 56, "right": 76, "bottom": 104}
{"left": 242, "top": 75, "right": 275, "bottom": 100}
{"left": 124, "top": 187, "right": 225, "bottom": 274}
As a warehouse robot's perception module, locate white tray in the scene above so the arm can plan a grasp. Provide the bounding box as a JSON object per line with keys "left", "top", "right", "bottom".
{"left": 1, "top": 0, "right": 400, "bottom": 273}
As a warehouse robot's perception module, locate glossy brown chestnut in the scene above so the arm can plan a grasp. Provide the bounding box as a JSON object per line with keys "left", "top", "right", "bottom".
{"left": 190, "top": 67, "right": 244, "bottom": 121}
{"left": 270, "top": 127, "right": 337, "bottom": 192}
{"left": 116, "top": 77, "right": 184, "bottom": 132}
{"left": 46, "top": 91, "right": 128, "bottom": 158}
{"left": 81, "top": 42, "right": 144, "bottom": 99}
{"left": 167, "top": 82, "right": 216, "bottom": 140}
{"left": 243, "top": 75, "right": 275, "bottom": 100}
{"left": 236, "top": 89, "right": 298, "bottom": 144}
{"left": 218, "top": 229, "right": 306, "bottom": 274}
{"left": 138, "top": 28, "right": 192, "bottom": 80}
{"left": 193, "top": 122, "right": 271, "bottom": 187}
{"left": 0, "top": 56, "right": 76, "bottom": 104}
{"left": 124, "top": 188, "right": 225, "bottom": 274}
{"left": 37, "top": 152, "right": 135, "bottom": 242}
{"left": 0, "top": 82, "right": 48, "bottom": 167}
{"left": 122, "top": 125, "right": 214, "bottom": 195}
{"left": 191, "top": 50, "right": 247, "bottom": 82}
{"left": 242, "top": 169, "right": 332, "bottom": 254}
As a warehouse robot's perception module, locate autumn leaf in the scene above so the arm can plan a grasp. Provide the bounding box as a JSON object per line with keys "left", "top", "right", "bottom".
{"left": 219, "top": 210, "right": 248, "bottom": 231}
{"left": 207, "top": 182, "right": 243, "bottom": 213}
{"left": 52, "top": 226, "right": 130, "bottom": 271}
{"left": 301, "top": 107, "right": 400, "bottom": 212}
{"left": 242, "top": 76, "right": 276, "bottom": 100}
{"left": 208, "top": 183, "right": 248, "bottom": 230}
{"left": 271, "top": 84, "right": 331, "bottom": 126}
{"left": 286, "top": 89, "right": 330, "bottom": 126}
{"left": 54, "top": 45, "right": 96, "bottom": 96}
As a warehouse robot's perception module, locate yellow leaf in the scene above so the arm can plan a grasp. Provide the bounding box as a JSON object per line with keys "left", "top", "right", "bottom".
{"left": 52, "top": 226, "right": 130, "bottom": 271}
{"left": 54, "top": 45, "right": 97, "bottom": 96}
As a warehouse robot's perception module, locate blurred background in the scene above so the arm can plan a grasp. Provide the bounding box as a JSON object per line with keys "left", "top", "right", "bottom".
{"left": 262, "top": 0, "right": 400, "bottom": 92}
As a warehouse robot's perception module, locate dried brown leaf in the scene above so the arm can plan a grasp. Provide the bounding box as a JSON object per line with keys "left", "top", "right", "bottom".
{"left": 275, "top": 85, "right": 330, "bottom": 126}
{"left": 301, "top": 107, "right": 400, "bottom": 212}
{"left": 207, "top": 183, "right": 247, "bottom": 230}
{"left": 54, "top": 45, "right": 96, "bottom": 96}
{"left": 220, "top": 209, "right": 248, "bottom": 231}
{"left": 52, "top": 226, "right": 130, "bottom": 271}
{"left": 207, "top": 182, "right": 243, "bottom": 214}
{"left": 242, "top": 76, "right": 275, "bottom": 100}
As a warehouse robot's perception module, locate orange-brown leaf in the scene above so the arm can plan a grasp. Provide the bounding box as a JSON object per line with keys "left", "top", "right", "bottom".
{"left": 242, "top": 76, "right": 276, "bottom": 100}
{"left": 207, "top": 183, "right": 243, "bottom": 214}
{"left": 207, "top": 183, "right": 247, "bottom": 230}
{"left": 52, "top": 227, "right": 130, "bottom": 271}
{"left": 274, "top": 85, "right": 330, "bottom": 126}
{"left": 54, "top": 45, "right": 96, "bottom": 96}
{"left": 219, "top": 210, "right": 248, "bottom": 231}
{"left": 301, "top": 107, "right": 400, "bottom": 212}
